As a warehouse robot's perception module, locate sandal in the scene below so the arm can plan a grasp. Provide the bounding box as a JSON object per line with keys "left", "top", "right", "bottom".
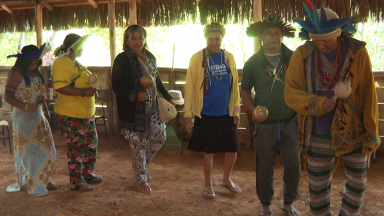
{"left": 84, "top": 174, "right": 104, "bottom": 183}
{"left": 46, "top": 181, "right": 58, "bottom": 190}
{"left": 203, "top": 188, "right": 216, "bottom": 199}
{"left": 280, "top": 206, "right": 301, "bottom": 216}
{"left": 219, "top": 179, "right": 241, "bottom": 193}
{"left": 72, "top": 183, "right": 94, "bottom": 191}
{"left": 138, "top": 183, "right": 152, "bottom": 193}
{"left": 260, "top": 205, "right": 273, "bottom": 216}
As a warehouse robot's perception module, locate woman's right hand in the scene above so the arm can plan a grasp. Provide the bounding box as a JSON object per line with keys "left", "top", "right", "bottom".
{"left": 137, "top": 90, "right": 148, "bottom": 102}
{"left": 84, "top": 87, "right": 98, "bottom": 96}
{"left": 27, "top": 103, "right": 39, "bottom": 113}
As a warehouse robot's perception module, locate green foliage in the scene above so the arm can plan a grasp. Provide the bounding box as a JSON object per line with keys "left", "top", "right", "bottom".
{"left": 0, "top": 32, "right": 36, "bottom": 66}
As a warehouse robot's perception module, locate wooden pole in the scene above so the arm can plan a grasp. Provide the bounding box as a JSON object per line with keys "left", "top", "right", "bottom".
{"left": 88, "top": 0, "right": 98, "bottom": 8}
{"left": 108, "top": 0, "right": 118, "bottom": 135}
{"left": 35, "top": 2, "right": 43, "bottom": 47}
{"left": 129, "top": 0, "right": 137, "bottom": 24}
{"left": 42, "top": 2, "right": 53, "bottom": 11}
{"left": 253, "top": 0, "right": 262, "bottom": 53}
{"left": 170, "top": 43, "right": 175, "bottom": 90}
{"left": 0, "top": 1, "right": 12, "bottom": 14}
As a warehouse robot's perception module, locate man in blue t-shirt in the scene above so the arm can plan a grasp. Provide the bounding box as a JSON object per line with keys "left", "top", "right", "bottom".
{"left": 241, "top": 15, "right": 301, "bottom": 216}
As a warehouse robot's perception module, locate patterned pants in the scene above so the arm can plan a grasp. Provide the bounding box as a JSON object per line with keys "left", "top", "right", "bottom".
{"left": 58, "top": 115, "right": 99, "bottom": 189}
{"left": 308, "top": 134, "right": 367, "bottom": 216}
{"left": 122, "top": 128, "right": 166, "bottom": 184}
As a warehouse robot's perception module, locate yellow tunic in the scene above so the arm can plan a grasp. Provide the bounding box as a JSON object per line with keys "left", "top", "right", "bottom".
{"left": 52, "top": 55, "right": 96, "bottom": 119}
{"left": 284, "top": 37, "right": 380, "bottom": 156}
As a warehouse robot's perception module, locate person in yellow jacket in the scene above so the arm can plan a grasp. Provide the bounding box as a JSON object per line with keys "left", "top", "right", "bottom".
{"left": 285, "top": 2, "right": 380, "bottom": 215}
{"left": 184, "top": 22, "right": 241, "bottom": 199}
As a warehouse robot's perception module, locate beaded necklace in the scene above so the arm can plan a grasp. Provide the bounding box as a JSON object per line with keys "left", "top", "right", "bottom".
{"left": 315, "top": 38, "right": 342, "bottom": 92}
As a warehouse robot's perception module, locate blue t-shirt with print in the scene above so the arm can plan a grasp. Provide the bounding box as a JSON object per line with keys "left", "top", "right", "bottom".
{"left": 201, "top": 50, "right": 231, "bottom": 116}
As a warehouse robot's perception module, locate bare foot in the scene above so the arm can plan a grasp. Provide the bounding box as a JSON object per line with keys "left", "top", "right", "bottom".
{"left": 138, "top": 183, "right": 152, "bottom": 193}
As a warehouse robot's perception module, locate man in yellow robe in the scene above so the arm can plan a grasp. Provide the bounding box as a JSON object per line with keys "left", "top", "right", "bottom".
{"left": 284, "top": 2, "right": 380, "bottom": 215}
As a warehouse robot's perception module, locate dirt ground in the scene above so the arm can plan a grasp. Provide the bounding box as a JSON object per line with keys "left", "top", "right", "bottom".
{"left": 0, "top": 128, "right": 384, "bottom": 216}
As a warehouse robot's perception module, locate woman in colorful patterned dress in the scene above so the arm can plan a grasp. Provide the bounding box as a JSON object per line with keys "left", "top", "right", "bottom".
{"left": 5, "top": 44, "right": 57, "bottom": 196}
{"left": 52, "top": 34, "right": 102, "bottom": 191}
{"left": 112, "top": 25, "right": 173, "bottom": 193}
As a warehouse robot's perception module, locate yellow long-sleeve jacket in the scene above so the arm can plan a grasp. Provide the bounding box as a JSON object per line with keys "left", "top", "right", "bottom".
{"left": 184, "top": 49, "right": 241, "bottom": 119}
{"left": 284, "top": 36, "right": 380, "bottom": 156}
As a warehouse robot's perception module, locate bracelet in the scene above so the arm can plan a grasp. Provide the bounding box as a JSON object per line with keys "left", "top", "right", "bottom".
{"left": 81, "top": 89, "right": 85, "bottom": 97}
{"left": 24, "top": 103, "right": 29, "bottom": 112}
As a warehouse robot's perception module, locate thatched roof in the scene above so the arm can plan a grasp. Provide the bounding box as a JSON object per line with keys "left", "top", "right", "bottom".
{"left": 0, "top": 0, "right": 382, "bottom": 33}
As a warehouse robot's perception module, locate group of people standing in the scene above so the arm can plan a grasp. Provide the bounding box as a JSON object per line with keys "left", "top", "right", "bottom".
{"left": 4, "top": 2, "right": 380, "bottom": 216}
{"left": 184, "top": 3, "right": 379, "bottom": 216}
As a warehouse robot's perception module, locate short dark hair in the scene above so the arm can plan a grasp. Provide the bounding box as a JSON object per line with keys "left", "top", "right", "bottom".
{"left": 123, "top": 25, "right": 148, "bottom": 51}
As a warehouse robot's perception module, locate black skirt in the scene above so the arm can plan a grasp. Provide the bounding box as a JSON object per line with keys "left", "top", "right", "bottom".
{"left": 188, "top": 115, "right": 239, "bottom": 153}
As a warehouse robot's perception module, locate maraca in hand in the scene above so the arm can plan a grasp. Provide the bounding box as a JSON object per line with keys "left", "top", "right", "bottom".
{"left": 88, "top": 74, "right": 98, "bottom": 85}
{"left": 333, "top": 81, "right": 351, "bottom": 100}
{"left": 252, "top": 106, "right": 269, "bottom": 123}
{"left": 140, "top": 74, "right": 154, "bottom": 88}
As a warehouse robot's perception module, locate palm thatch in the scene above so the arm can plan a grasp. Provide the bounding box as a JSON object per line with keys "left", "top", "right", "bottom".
{"left": 263, "top": 0, "right": 384, "bottom": 22}
{"left": 198, "top": 0, "right": 252, "bottom": 24}
{"left": 0, "top": 0, "right": 382, "bottom": 33}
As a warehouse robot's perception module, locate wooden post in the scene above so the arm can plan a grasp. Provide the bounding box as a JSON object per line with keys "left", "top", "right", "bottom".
{"left": 108, "top": 0, "right": 118, "bottom": 135}
{"left": 35, "top": 3, "right": 43, "bottom": 47}
{"left": 87, "top": 0, "right": 98, "bottom": 8}
{"left": 253, "top": 0, "right": 262, "bottom": 53}
{"left": 42, "top": 2, "right": 53, "bottom": 11}
{"left": 129, "top": 0, "right": 137, "bottom": 24}
{"left": 0, "top": 4, "right": 12, "bottom": 13}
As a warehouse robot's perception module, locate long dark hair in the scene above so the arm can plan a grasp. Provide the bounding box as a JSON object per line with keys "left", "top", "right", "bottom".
{"left": 54, "top": 33, "right": 81, "bottom": 57}
{"left": 12, "top": 45, "right": 45, "bottom": 87}
{"left": 123, "top": 25, "right": 149, "bottom": 51}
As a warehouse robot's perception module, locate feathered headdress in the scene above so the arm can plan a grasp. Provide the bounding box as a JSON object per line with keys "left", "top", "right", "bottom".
{"left": 246, "top": 15, "right": 296, "bottom": 38}
{"left": 7, "top": 43, "right": 51, "bottom": 60}
{"left": 293, "top": 0, "right": 359, "bottom": 40}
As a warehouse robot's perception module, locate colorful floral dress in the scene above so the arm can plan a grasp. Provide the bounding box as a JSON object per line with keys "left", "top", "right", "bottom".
{"left": 7, "top": 76, "right": 56, "bottom": 196}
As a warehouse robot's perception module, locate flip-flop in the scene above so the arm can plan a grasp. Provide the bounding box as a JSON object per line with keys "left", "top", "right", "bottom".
{"left": 280, "top": 206, "right": 301, "bottom": 216}
{"left": 203, "top": 189, "right": 216, "bottom": 199}
{"left": 84, "top": 174, "right": 104, "bottom": 183}
{"left": 46, "top": 181, "right": 58, "bottom": 190}
{"left": 260, "top": 209, "right": 273, "bottom": 216}
{"left": 71, "top": 183, "right": 94, "bottom": 191}
{"left": 219, "top": 180, "right": 241, "bottom": 193}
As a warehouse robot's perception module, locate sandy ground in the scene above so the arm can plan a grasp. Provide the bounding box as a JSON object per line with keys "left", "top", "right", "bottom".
{"left": 0, "top": 128, "right": 384, "bottom": 216}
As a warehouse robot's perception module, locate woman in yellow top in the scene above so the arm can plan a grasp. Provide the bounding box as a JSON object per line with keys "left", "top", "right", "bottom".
{"left": 184, "top": 22, "right": 241, "bottom": 199}
{"left": 52, "top": 34, "right": 102, "bottom": 191}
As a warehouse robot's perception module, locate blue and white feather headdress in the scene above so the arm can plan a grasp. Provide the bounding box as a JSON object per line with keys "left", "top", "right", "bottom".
{"left": 293, "top": 0, "right": 359, "bottom": 40}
